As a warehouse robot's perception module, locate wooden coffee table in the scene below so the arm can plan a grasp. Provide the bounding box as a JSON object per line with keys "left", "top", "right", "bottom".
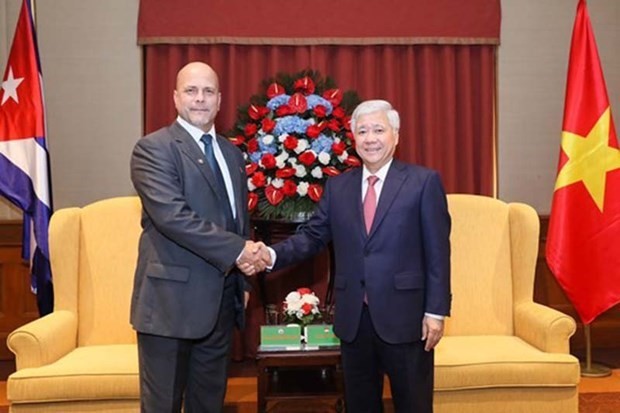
{"left": 256, "top": 345, "right": 345, "bottom": 412}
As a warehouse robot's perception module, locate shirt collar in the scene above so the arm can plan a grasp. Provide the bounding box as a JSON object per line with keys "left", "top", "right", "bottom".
{"left": 362, "top": 159, "right": 393, "bottom": 183}
{"left": 176, "top": 116, "right": 216, "bottom": 145}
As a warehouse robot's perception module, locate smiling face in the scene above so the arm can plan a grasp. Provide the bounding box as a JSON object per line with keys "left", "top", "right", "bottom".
{"left": 353, "top": 110, "right": 399, "bottom": 173}
{"left": 173, "top": 62, "right": 221, "bottom": 132}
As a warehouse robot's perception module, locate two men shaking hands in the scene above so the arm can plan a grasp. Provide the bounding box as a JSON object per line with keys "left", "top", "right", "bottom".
{"left": 236, "top": 241, "right": 272, "bottom": 276}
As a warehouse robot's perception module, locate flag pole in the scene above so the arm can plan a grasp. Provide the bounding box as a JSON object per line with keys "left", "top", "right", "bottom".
{"left": 579, "top": 323, "right": 611, "bottom": 377}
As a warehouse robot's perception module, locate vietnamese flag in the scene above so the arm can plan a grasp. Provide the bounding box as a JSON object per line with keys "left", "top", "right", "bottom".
{"left": 546, "top": 0, "right": 620, "bottom": 324}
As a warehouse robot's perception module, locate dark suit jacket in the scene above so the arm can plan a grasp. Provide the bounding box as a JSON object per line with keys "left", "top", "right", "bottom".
{"left": 130, "top": 121, "right": 249, "bottom": 339}
{"left": 272, "top": 160, "right": 451, "bottom": 343}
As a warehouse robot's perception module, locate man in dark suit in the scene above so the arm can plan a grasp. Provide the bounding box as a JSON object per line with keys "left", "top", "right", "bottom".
{"left": 267, "top": 100, "right": 451, "bottom": 412}
{"left": 130, "top": 62, "right": 264, "bottom": 413}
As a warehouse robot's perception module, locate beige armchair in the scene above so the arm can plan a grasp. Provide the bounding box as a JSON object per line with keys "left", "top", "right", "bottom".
{"left": 434, "top": 194, "right": 579, "bottom": 413}
{"left": 6, "top": 194, "right": 580, "bottom": 413}
{"left": 7, "top": 197, "right": 142, "bottom": 412}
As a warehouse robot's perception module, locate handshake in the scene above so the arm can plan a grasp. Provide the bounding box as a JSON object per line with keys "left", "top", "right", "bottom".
{"left": 236, "top": 241, "right": 272, "bottom": 276}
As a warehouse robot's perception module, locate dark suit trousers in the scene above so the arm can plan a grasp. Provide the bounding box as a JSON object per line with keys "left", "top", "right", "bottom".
{"left": 137, "top": 276, "right": 237, "bottom": 413}
{"left": 341, "top": 305, "right": 434, "bottom": 413}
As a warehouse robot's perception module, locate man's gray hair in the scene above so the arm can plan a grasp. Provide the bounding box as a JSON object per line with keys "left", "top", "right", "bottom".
{"left": 350, "top": 100, "right": 400, "bottom": 132}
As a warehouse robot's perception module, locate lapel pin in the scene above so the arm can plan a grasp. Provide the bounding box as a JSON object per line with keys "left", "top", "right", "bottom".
{"left": 198, "top": 159, "right": 204, "bottom": 164}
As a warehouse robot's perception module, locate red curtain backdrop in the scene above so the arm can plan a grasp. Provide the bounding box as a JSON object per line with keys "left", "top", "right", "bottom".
{"left": 138, "top": 0, "right": 500, "bottom": 45}
{"left": 144, "top": 44, "right": 495, "bottom": 195}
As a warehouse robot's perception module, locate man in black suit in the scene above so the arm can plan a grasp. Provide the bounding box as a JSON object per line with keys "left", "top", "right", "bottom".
{"left": 265, "top": 100, "right": 452, "bottom": 412}
{"left": 130, "top": 62, "right": 264, "bottom": 413}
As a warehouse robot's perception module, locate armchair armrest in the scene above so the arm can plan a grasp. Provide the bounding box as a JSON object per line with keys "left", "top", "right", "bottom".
{"left": 7, "top": 310, "right": 78, "bottom": 370}
{"left": 514, "top": 302, "right": 576, "bottom": 353}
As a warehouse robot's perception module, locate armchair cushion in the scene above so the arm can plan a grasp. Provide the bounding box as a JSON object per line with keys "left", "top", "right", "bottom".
{"left": 8, "top": 345, "right": 138, "bottom": 403}
{"left": 435, "top": 336, "right": 579, "bottom": 391}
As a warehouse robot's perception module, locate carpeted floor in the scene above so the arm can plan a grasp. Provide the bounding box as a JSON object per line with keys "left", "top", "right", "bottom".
{"left": 1, "top": 361, "right": 619, "bottom": 412}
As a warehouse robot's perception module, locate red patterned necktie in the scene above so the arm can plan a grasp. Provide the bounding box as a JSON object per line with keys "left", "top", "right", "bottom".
{"left": 363, "top": 175, "right": 379, "bottom": 234}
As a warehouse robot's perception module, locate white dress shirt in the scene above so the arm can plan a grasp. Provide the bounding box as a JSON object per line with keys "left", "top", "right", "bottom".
{"left": 176, "top": 116, "right": 237, "bottom": 218}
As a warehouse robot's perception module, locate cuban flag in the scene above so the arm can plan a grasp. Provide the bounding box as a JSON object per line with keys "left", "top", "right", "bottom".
{"left": 0, "top": 0, "right": 53, "bottom": 315}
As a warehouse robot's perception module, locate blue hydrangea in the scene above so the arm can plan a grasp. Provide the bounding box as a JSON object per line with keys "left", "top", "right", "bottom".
{"left": 306, "top": 95, "right": 333, "bottom": 115}
{"left": 258, "top": 138, "right": 277, "bottom": 155}
{"left": 311, "top": 134, "right": 334, "bottom": 154}
{"left": 249, "top": 151, "right": 262, "bottom": 163}
{"left": 274, "top": 116, "right": 311, "bottom": 136}
{"left": 266, "top": 94, "right": 290, "bottom": 111}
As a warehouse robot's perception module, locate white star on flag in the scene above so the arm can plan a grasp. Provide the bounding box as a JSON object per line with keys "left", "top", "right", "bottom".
{"left": 1, "top": 66, "right": 24, "bottom": 105}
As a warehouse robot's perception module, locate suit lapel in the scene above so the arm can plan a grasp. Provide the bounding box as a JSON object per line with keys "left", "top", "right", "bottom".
{"left": 368, "top": 161, "right": 407, "bottom": 238}
{"left": 344, "top": 168, "right": 367, "bottom": 241}
{"left": 171, "top": 123, "right": 225, "bottom": 202}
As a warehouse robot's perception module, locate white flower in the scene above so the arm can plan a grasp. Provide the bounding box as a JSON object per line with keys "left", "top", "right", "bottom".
{"left": 275, "top": 151, "right": 289, "bottom": 168}
{"left": 288, "top": 157, "right": 298, "bottom": 166}
{"left": 295, "top": 164, "right": 307, "bottom": 178}
{"left": 285, "top": 291, "right": 301, "bottom": 303}
{"left": 278, "top": 132, "right": 289, "bottom": 143}
{"left": 262, "top": 134, "right": 274, "bottom": 145}
{"left": 294, "top": 140, "right": 309, "bottom": 154}
{"left": 338, "top": 151, "right": 349, "bottom": 163}
{"left": 318, "top": 152, "right": 331, "bottom": 165}
{"left": 271, "top": 178, "right": 284, "bottom": 189}
{"left": 311, "top": 166, "right": 323, "bottom": 179}
{"left": 297, "top": 181, "right": 309, "bottom": 197}
{"left": 247, "top": 178, "right": 256, "bottom": 192}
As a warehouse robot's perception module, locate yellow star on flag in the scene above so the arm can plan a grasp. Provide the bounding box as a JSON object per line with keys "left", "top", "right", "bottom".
{"left": 555, "top": 107, "right": 620, "bottom": 211}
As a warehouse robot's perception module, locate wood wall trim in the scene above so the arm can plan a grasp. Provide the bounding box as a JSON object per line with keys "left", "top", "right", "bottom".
{"left": 0, "top": 221, "right": 23, "bottom": 247}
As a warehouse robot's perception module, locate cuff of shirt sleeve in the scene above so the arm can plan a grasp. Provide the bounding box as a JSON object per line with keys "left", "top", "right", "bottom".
{"left": 425, "top": 312, "right": 445, "bottom": 320}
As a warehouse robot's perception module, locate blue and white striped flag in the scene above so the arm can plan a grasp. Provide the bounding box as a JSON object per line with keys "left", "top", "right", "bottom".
{"left": 0, "top": 0, "right": 53, "bottom": 315}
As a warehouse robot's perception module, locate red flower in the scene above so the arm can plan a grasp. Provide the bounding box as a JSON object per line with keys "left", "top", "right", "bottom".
{"left": 265, "top": 185, "right": 284, "bottom": 205}
{"left": 314, "top": 105, "right": 327, "bottom": 118}
{"left": 294, "top": 76, "right": 316, "bottom": 94}
{"left": 332, "top": 106, "right": 346, "bottom": 119}
{"left": 327, "top": 119, "right": 340, "bottom": 132}
{"left": 244, "top": 123, "right": 258, "bottom": 137}
{"left": 248, "top": 104, "right": 269, "bottom": 120}
{"left": 251, "top": 171, "right": 266, "bottom": 188}
{"left": 322, "top": 88, "right": 343, "bottom": 106}
{"left": 301, "top": 302, "right": 314, "bottom": 315}
{"left": 276, "top": 105, "right": 294, "bottom": 117}
{"left": 247, "top": 138, "right": 259, "bottom": 153}
{"left": 288, "top": 93, "right": 308, "bottom": 114}
{"left": 248, "top": 192, "right": 258, "bottom": 211}
{"left": 261, "top": 118, "right": 276, "bottom": 133}
{"left": 261, "top": 153, "right": 277, "bottom": 169}
{"left": 266, "top": 82, "right": 285, "bottom": 99}
{"left": 275, "top": 167, "right": 296, "bottom": 178}
{"left": 308, "top": 184, "right": 323, "bottom": 202}
{"left": 298, "top": 151, "right": 317, "bottom": 166}
{"left": 245, "top": 163, "right": 258, "bottom": 176}
{"left": 344, "top": 155, "right": 362, "bottom": 167}
{"left": 306, "top": 125, "right": 321, "bottom": 139}
{"left": 332, "top": 141, "right": 346, "bottom": 155}
{"left": 283, "top": 136, "right": 299, "bottom": 150}
{"left": 228, "top": 135, "right": 245, "bottom": 146}
{"left": 343, "top": 116, "right": 352, "bottom": 130}
{"left": 297, "top": 287, "right": 312, "bottom": 295}
{"left": 322, "top": 166, "right": 341, "bottom": 177}
{"left": 282, "top": 180, "right": 297, "bottom": 197}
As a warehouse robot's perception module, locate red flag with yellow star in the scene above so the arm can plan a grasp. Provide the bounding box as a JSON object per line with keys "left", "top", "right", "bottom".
{"left": 546, "top": 0, "right": 620, "bottom": 324}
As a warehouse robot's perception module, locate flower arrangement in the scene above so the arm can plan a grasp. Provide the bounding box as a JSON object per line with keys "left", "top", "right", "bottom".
{"left": 282, "top": 287, "right": 322, "bottom": 327}
{"left": 228, "top": 70, "right": 361, "bottom": 221}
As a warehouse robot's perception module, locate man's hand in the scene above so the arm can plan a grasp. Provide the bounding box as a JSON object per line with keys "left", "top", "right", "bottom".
{"left": 236, "top": 241, "right": 272, "bottom": 275}
{"left": 421, "top": 316, "right": 444, "bottom": 352}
